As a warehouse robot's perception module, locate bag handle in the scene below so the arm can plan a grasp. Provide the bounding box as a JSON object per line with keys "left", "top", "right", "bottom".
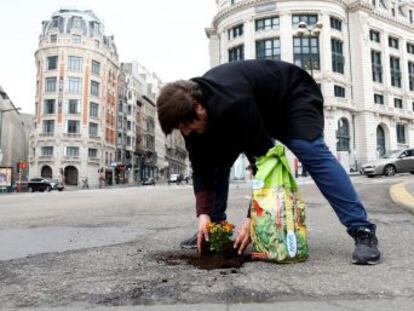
{"left": 255, "top": 144, "right": 298, "bottom": 191}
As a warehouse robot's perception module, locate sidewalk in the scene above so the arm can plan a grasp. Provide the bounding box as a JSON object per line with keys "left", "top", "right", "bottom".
{"left": 389, "top": 181, "right": 414, "bottom": 214}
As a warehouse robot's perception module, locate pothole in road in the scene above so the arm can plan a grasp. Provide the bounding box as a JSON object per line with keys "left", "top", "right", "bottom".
{"left": 155, "top": 250, "right": 252, "bottom": 270}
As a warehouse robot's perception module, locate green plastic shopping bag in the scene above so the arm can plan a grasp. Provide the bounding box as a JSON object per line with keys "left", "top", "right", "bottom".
{"left": 250, "top": 144, "right": 308, "bottom": 263}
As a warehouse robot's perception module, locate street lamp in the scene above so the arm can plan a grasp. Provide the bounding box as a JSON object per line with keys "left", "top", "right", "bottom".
{"left": 0, "top": 107, "right": 22, "bottom": 163}
{"left": 297, "top": 20, "right": 323, "bottom": 78}
{"left": 296, "top": 20, "right": 323, "bottom": 177}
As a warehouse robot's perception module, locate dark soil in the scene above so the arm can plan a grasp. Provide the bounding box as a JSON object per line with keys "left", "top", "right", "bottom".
{"left": 155, "top": 249, "right": 252, "bottom": 270}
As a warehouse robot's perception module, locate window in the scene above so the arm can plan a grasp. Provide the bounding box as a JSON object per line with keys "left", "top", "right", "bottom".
{"left": 72, "top": 35, "right": 81, "bottom": 43}
{"left": 369, "top": 30, "right": 380, "bottom": 43}
{"left": 293, "top": 36, "right": 320, "bottom": 70}
{"left": 330, "top": 17, "right": 342, "bottom": 31}
{"left": 89, "top": 122, "right": 98, "bottom": 137}
{"left": 43, "top": 99, "right": 55, "bottom": 114}
{"left": 412, "top": 101, "right": 414, "bottom": 111}
{"left": 334, "top": 85, "right": 346, "bottom": 98}
{"left": 45, "top": 77, "right": 57, "bottom": 92}
{"left": 91, "top": 81, "right": 99, "bottom": 97}
{"left": 88, "top": 148, "right": 98, "bottom": 158}
{"left": 397, "top": 123, "right": 406, "bottom": 144}
{"left": 389, "top": 36, "right": 399, "bottom": 49}
{"left": 374, "top": 94, "right": 384, "bottom": 104}
{"left": 47, "top": 56, "right": 58, "bottom": 70}
{"left": 92, "top": 60, "right": 101, "bottom": 75}
{"left": 256, "top": 38, "right": 281, "bottom": 60}
{"left": 72, "top": 17, "right": 82, "bottom": 28}
{"left": 336, "top": 118, "right": 350, "bottom": 151}
{"left": 228, "top": 24, "right": 243, "bottom": 40}
{"left": 292, "top": 14, "right": 318, "bottom": 26}
{"left": 394, "top": 98, "right": 403, "bottom": 108}
{"left": 331, "top": 39, "right": 344, "bottom": 74}
{"left": 67, "top": 77, "right": 82, "bottom": 93}
{"left": 50, "top": 34, "right": 57, "bottom": 43}
{"left": 229, "top": 45, "right": 244, "bottom": 62}
{"left": 371, "top": 50, "right": 382, "bottom": 83}
{"left": 67, "top": 120, "right": 80, "bottom": 133}
{"left": 255, "top": 16, "right": 279, "bottom": 31}
{"left": 68, "top": 56, "right": 83, "bottom": 71}
{"left": 390, "top": 56, "right": 401, "bottom": 88}
{"left": 43, "top": 120, "right": 55, "bottom": 134}
{"left": 67, "top": 99, "right": 80, "bottom": 114}
{"left": 41, "top": 146, "right": 53, "bottom": 156}
{"left": 409, "top": 62, "right": 414, "bottom": 91}
{"left": 407, "top": 43, "right": 414, "bottom": 55}
{"left": 65, "top": 146, "right": 79, "bottom": 157}
{"left": 90, "top": 102, "right": 99, "bottom": 118}
{"left": 230, "top": 0, "right": 242, "bottom": 4}
{"left": 410, "top": 10, "right": 413, "bottom": 23}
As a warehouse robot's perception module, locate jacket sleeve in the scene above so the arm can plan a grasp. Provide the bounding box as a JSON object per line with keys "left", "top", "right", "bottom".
{"left": 184, "top": 133, "right": 216, "bottom": 216}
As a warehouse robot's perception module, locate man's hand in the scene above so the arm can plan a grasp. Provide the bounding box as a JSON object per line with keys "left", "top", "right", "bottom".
{"left": 197, "top": 214, "right": 211, "bottom": 253}
{"left": 233, "top": 218, "right": 252, "bottom": 255}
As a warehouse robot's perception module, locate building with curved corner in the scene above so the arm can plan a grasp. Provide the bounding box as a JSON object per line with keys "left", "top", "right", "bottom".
{"left": 206, "top": 0, "right": 414, "bottom": 176}
{"left": 30, "top": 8, "right": 120, "bottom": 186}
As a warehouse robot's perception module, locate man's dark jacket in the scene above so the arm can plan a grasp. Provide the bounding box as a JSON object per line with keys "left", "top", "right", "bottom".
{"left": 186, "top": 60, "right": 324, "bottom": 216}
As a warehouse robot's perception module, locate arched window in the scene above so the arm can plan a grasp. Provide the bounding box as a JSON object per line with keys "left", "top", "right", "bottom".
{"left": 377, "top": 125, "right": 386, "bottom": 157}
{"left": 336, "top": 117, "right": 350, "bottom": 151}
{"left": 41, "top": 165, "right": 53, "bottom": 178}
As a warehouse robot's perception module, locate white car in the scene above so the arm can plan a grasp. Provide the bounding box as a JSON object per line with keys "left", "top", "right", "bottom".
{"left": 360, "top": 148, "right": 414, "bottom": 177}
{"left": 168, "top": 174, "right": 182, "bottom": 185}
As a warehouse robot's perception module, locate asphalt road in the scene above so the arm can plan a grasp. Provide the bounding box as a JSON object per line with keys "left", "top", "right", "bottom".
{"left": 0, "top": 175, "right": 414, "bottom": 309}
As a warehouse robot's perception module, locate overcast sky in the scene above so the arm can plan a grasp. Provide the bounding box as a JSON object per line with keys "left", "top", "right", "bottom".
{"left": 0, "top": 0, "right": 217, "bottom": 113}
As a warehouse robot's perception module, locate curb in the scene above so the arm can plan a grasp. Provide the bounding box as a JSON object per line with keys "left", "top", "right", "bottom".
{"left": 389, "top": 182, "right": 414, "bottom": 214}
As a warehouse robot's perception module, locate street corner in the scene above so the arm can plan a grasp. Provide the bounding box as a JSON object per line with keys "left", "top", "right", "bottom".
{"left": 389, "top": 182, "right": 414, "bottom": 214}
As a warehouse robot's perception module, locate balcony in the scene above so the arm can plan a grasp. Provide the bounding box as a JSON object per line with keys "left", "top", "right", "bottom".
{"left": 40, "top": 132, "right": 54, "bottom": 137}
{"left": 62, "top": 156, "right": 81, "bottom": 163}
{"left": 88, "top": 157, "right": 101, "bottom": 164}
{"left": 63, "top": 133, "right": 81, "bottom": 138}
{"left": 89, "top": 135, "right": 101, "bottom": 141}
{"left": 38, "top": 155, "right": 54, "bottom": 162}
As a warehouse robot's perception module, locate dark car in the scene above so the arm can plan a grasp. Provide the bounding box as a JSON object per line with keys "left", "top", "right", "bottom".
{"left": 28, "top": 178, "right": 64, "bottom": 192}
{"left": 141, "top": 177, "right": 156, "bottom": 186}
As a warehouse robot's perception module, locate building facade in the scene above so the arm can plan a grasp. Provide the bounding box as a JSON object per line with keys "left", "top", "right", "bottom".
{"left": 0, "top": 86, "right": 30, "bottom": 181}
{"left": 30, "top": 8, "right": 120, "bottom": 186}
{"left": 207, "top": 0, "right": 414, "bottom": 174}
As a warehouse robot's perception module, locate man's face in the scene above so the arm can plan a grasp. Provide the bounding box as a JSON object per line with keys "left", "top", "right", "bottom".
{"left": 178, "top": 102, "right": 208, "bottom": 136}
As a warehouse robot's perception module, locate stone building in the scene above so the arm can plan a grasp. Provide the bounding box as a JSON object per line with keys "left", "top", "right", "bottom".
{"left": 206, "top": 0, "right": 414, "bottom": 175}
{"left": 30, "top": 8, "right": 120, "bottom": 186}
{"left": 0, "top": 86, "right": 31, "bottom": 182}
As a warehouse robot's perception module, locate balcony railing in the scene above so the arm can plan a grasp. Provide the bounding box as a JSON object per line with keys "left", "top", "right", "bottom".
{"left": 63, "top": 156, "right": 81, "bottom": 162}
{"left": 38, "top": 155, "right": 54, "bottom": 161}
{"left": 88, "top": 157, "right": 100, "bottom": 164}
{"left": 40, "top": 132, "right": 54, "bottom": 137}
{"left": 63, "top": 133, "right": 81, "bottom": 138}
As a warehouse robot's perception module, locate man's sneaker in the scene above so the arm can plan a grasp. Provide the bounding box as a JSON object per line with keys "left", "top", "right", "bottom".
{"left": 180, "top": 233, "right": 197, "bottom": 249}
{"left": 351, "top": 228, "right": 381, "bottom": 265}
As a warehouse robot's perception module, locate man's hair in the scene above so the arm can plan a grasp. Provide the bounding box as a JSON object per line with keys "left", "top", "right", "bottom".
{"left": 156, "top": 80, "right": 204, "bottom": 135}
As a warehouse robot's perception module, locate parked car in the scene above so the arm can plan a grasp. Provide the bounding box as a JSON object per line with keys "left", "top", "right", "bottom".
{"left": 360, "top": 148, "right": 414, "bottom": 177}
{"left": 28, "top": 178, "right": 64, "bottom": 192}
{"left": 141, "top": 177, "right": 156, "bottom": 186}
{"left": 168, "top": 173, "right": 182, "bottom": 185}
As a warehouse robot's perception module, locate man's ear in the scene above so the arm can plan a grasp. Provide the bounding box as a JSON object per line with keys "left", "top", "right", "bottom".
{"left": 193, "top": 101, "right": 205, "bottom": 114}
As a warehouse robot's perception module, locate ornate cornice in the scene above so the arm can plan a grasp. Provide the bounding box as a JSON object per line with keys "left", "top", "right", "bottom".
{"left": 212, "top": 0, "right": 349, "bottom": 27}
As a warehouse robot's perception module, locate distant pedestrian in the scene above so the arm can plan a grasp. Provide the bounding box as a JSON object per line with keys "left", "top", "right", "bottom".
{"left": 82, "top": 177, "right": 89, "bottom": 189}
